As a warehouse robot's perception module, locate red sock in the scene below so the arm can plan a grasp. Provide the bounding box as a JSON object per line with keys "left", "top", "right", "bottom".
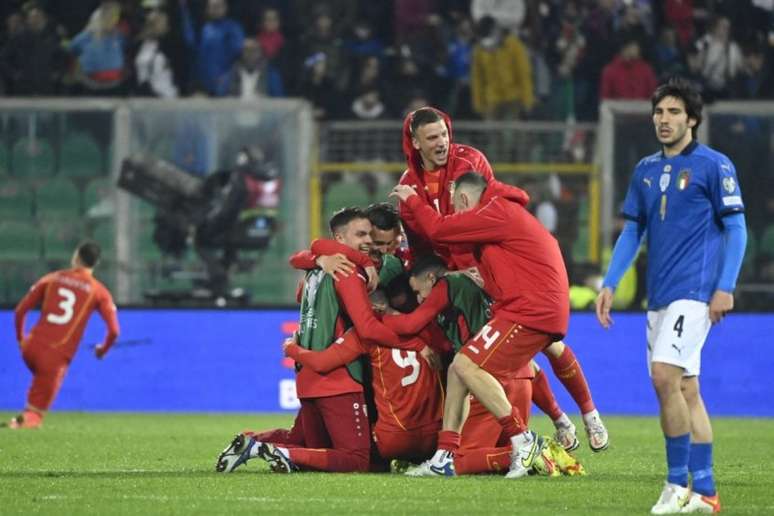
{"left": 22, "top": 410, "right": 43, "bottom": 426}
{"left": 288, "top": 447, "right": 370, "bottom": 472}
{"left": 548, "top": 346, "right": 595, "bottom": 414}
{"left": 496, "top": 406, "right": 525, "bottom": 440}
{"left": 437, "top": 430, "right": 461, "bottom": 452}
{"left": 531, "top": 369, "right": 564, "bottom": 421}
{"left": 454, "top": 446, "right": 512, "bottom": 474}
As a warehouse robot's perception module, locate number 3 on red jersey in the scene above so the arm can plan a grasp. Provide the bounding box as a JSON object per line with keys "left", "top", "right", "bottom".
{"left": 467, "top": 323, "right": 501, "bottom": 355}
{"left": 47, "top": 287, "right": 77, "bottom": 325}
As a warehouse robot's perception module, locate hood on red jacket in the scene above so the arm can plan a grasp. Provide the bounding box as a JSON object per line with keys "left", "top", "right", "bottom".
{"left": 401, "top": 107, "right": 453, "bottom": 173}
{"left": 480, "top": 180, "right": 530, "bottom": 207}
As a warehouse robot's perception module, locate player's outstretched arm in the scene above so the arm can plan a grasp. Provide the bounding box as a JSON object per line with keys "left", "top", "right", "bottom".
{"left": 382, "top": 279, "right": 450, "bottom": 335}
{"left": 285, "top": 332, "right": 365, "bottom": 374}
{"left": 94, "top": 290, "right": 120, "bottom": 359}
{"left": 336, "top": 272, "right": 402, "bottom": 347}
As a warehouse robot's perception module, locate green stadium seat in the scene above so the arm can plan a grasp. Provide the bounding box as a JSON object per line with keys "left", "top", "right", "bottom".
{"left": 59, "top": 131, "right": 104, "bottom": 178}
{"left": 0, "top": 221, "right": 42, "bottom": 261}
{"left": 11, "top": 138, "right": 55, "bottom": 178}
{"left": 138, "top": 221, "right": 163, "bottom": 261}
{"left": 0, "top": 142, "right": 9, "bottom": 177}
{"left": 35, "top": 177, "right": 82, "bottom": 218}
{"left": 0, "top": 180, "right": 34, "bottom": 220}
{"left": 323, "top": 179, "right": 369, "bottom": 220}
{"left": 2, "top": 260, "right": 50, "bottom": 303}
{"left": 41, "top": 220, "right": 82, "bottom": 264}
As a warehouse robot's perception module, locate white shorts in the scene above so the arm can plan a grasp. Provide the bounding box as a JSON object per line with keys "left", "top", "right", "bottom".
{"left": 646, "top": 299, "right": 711, "bottom": 377}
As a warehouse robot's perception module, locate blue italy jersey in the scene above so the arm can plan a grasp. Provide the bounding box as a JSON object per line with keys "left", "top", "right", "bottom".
{"left": 621, "top": 141, "right": 744, "bottom": 309}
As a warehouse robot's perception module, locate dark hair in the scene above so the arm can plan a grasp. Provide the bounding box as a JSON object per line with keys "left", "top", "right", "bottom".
{"left": 410, "top": 254, "right": 447, "bottom": 278}
{"left": 77, "top": 240, "right": 101, "bottom": 267}
{"left": 384, "top": 273, "right": 418, "bottom": 313}
{"left": 409, "top": 107, "right": 443, "bottom": 136}
{"left": 454, "top": 171, "right": 488, "bottom": 194}
{"left": 651, "top": 77, "right": 703, "bottom": 138}
{"left": 329, "top": 206, "right": 368, "bottom": 234}
{"left": 365, "top": 202, "right": 400, "bottom": 231}
{"left": 368, "top": 286, "right": 388, "bottom": 307}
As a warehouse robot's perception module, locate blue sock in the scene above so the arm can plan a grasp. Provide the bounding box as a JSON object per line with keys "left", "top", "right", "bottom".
{"left": 689, "top": 443, "right": 716, "bottom": 496}
{"left": 665, "top": 433, "right": 691, "bottom": 487}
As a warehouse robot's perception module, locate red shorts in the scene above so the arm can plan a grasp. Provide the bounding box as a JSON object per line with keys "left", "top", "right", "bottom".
{"left": 459, "top": 377, "right": 532, "bottom": 451}
{"left": 374, "top": 420, "right": 440, "bottom": 462}
{"left": 22, "top": 340, "right": 69, "bottom": 411}
{"left": 460, "top": 318, "right": 551, "bottom": 381}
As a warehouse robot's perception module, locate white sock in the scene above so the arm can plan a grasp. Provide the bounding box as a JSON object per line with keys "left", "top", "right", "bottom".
{"left": 431, "top": 449, "right": 453, "bottom": 463}
{"left": 553, "top": 413, "right": 573, "bottom": 428}
{"left": 248, "top": 440, "right": 263, "bottom": 458}
{"left": 510, "top": 430, "right": 534, "bottom": 450}
{"left": 276, "top": 446, "right": 290, "bottom": 458}
{"left": 582, "top": 409, "right": 600, "bottom": 425}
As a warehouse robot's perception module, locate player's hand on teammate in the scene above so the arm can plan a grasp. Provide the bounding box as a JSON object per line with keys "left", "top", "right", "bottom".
{"left": 420, "top": 346, "right": 442, "bottom": 371}
{"left": 94, "top": 344, "right": 108, "bottom": 359}
{"left": 389, "top": 184, "right": 418, "bottom": 202}
{"left": 709, "top": 290, "right": 734, "bottom": 324}
{"left": 316, "top": 254, "right": 355, "bottom": 281}
{"left": 595, "top": 287, "right": 615, "bottom": 329}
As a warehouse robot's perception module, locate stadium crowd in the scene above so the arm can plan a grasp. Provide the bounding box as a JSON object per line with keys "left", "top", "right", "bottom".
{"left": 1, "top": 0, "right": 772, "bottom": 120}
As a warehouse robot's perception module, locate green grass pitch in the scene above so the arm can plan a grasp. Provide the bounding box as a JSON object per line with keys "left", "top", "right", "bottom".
{"left": 1, "top": 413, "right": 771, "bottom": 515}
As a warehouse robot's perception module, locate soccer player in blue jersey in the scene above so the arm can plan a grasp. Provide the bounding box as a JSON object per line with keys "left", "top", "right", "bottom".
{"left": 595, "top": 77, "right": 746, "bottom": 514}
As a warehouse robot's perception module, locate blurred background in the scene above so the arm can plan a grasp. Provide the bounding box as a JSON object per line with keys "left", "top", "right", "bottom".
{"left": 0, "top": 0, "right": 772, "bottom": 309}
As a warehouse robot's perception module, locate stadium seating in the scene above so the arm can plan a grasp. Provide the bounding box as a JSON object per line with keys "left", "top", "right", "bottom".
{"left": 11, "top": 138, "right": 55, "bottom": 178}
{"left": 35, "top": 177, "right": 82, "bottom": 218}
{"left": 0, "top": 221, "right": 42, "bottom": 261}
{"left": 323, "top": 179, "right": 369, "bottom": 227}
{"left": 2, "top": 260, "right": 50, "bottom": 301}
{"left": 0, "top": 180, "right": 35, "bottom": 220}
{"left": 41, "top": 220, "right": 83, "bottom": 265}
{"left": 59, "top": 131, "right": 105, "bottom": 178}
{"left": 91, "top": 220, "right": 117, "bottom": 257}
{"left": 83, "top": 177, "right": 115, "bottom": 218}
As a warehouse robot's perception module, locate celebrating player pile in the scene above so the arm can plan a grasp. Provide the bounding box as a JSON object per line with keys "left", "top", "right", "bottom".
{"left": 215, "top": 107, "right": 601, "bottom": 478}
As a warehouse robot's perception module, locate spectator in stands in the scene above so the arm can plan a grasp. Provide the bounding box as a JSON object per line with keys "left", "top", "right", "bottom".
{"left": 180, "top": 0, "right": 245, "bottom": 96}
{"left": 695, "top": 15, "right": 743, "bottom": 100}
{"left": 350, "top": 88, "right": 387, "bottom": 120}
{"left": 575, "top": 0, "right": 616, "bottom": 120}
{"left": 2, "top": 4, "right": 67, "bottom": 96}
{"left": 653, "top": 26, "right": 685, "bottom": 79}
{"left": 298, "top": 52, "right": 338, "bottom": 120}
{"left": 256, "top": 8, "right": 284, "bottom": 61}
{"left": 227, "top": 38, "right": 284, "bottom": 99}
{"left": 255, "top": 7, "right": 291, "bottom": 88}
{"left": 599, "top": 37, "right": 657, "bottom": 100}
{"left": 298, "top": 7, "right": 348, "bottom": 93}
{"left": 663, "top": 0, "right": 695, "bottom": 49}
{"left": 443, "top": 15, "right": 475, "bottom": 118}
{"left": 132, "top": 9, "right": 178, "bottom": 98}
{"left": 729, "top": 44, "right": 773, "bottom": 100}
{"left": 471, "top": 16, "right": 534, "bottom": 120}
{"left": 343, "top": 19, "right": 384, "bottom": 62}
{"left": 548, "top": 1, "right": 585, "bottom": 120}
{"left": 615, "top": 4, "right": 653, "bottom": 63}
{"left": 68, "top": 1, "right": 128, "bottom": 96}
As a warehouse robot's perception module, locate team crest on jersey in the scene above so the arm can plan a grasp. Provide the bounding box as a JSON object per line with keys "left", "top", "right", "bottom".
{"left": 677, "top": 169, "right": 691, "bottom": 190}
{"left": 659, "top": 173, "right": 670, "bottom": 192}
{"left": 722, "top": 176, "right": 736, "bottom": 193}
{"left": 663, "top": 164, "right": 672, "bottom": 173}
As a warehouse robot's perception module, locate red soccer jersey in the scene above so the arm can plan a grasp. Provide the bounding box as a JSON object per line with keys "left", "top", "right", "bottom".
{"left": 15, "top": 268, "right": 120, "bottom": 362}
{"left": 287, "top": 329, "right": 442, "bottom": 433}
{"left": 399, "top": 108, "right": 495, "bottom": 269}
{"left": 402, "top": 181, "right": 569, "bottom": 338}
